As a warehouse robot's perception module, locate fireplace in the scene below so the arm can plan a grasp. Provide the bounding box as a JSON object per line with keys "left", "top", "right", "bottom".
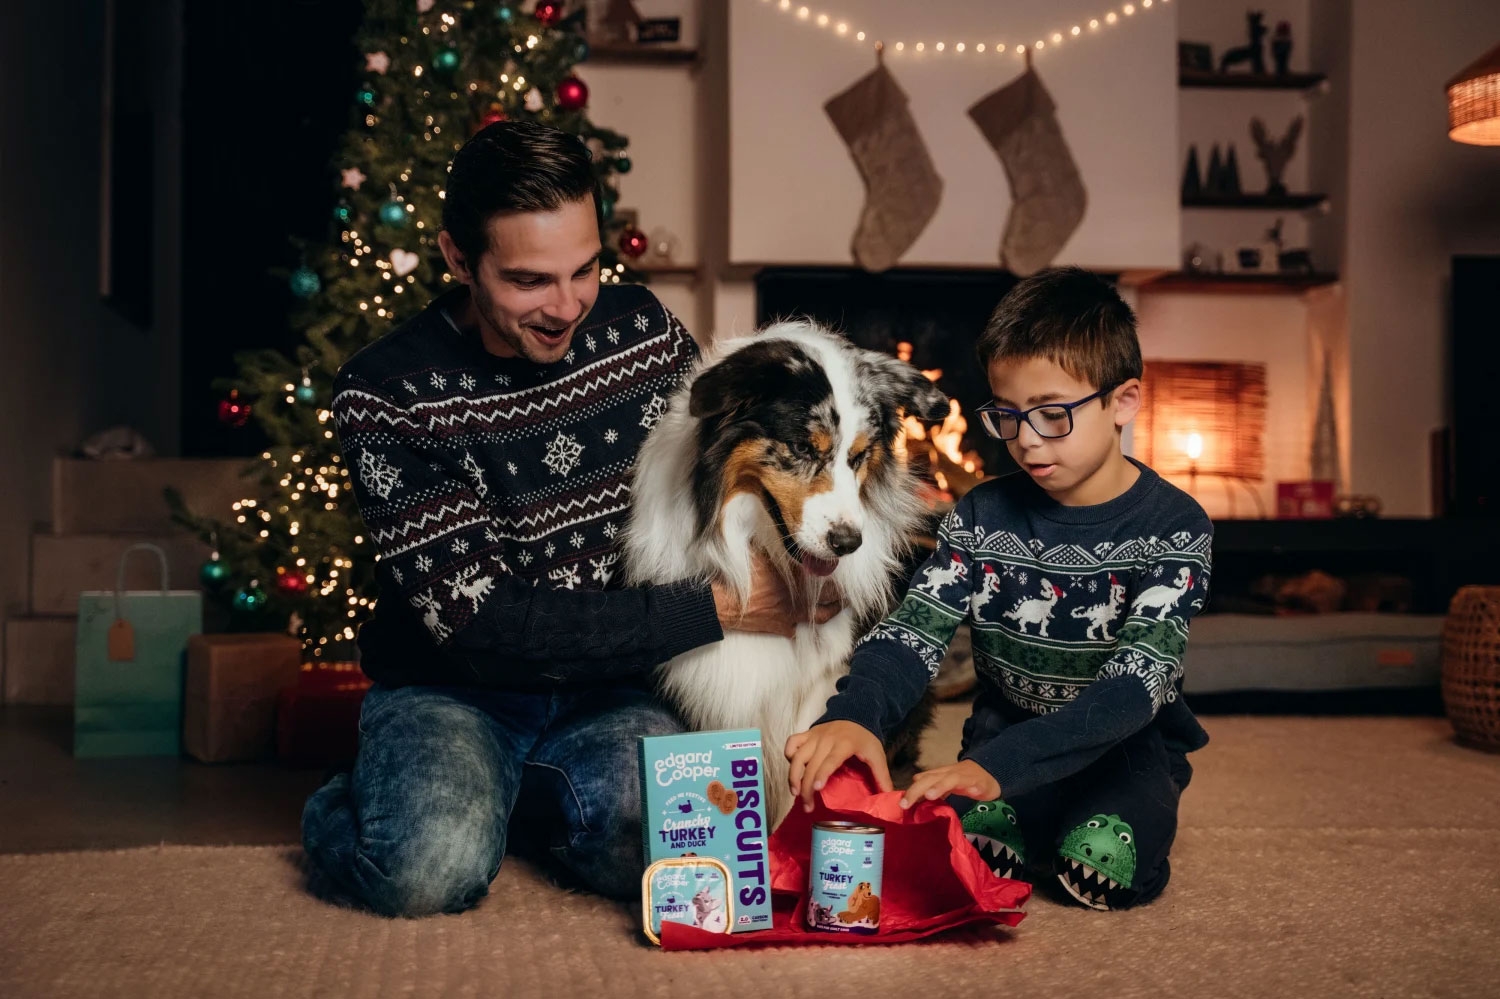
{"left": 756, "top": 267, "right": 1022, "bottom": 497}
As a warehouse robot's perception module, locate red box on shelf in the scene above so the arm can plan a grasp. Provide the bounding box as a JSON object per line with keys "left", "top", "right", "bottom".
{"left": 1276, "top": 480, "right": 1336, "bottom": 519}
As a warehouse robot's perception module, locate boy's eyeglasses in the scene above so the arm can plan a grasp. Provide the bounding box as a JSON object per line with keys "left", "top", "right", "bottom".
{"left": 974, "top": 386, "right": 1118, "bottom": 441}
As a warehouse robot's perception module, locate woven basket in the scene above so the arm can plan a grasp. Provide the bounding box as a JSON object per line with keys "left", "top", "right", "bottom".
{"left": 1441, "top": 586, "right": 1500, "bottom": 752}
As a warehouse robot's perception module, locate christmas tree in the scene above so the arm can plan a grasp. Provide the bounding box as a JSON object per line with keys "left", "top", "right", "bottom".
{"left": 171, "top": 0, "right": 639, "bottom": 659}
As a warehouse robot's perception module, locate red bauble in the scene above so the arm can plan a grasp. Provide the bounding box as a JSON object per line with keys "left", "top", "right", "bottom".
{"left": 476, "top": 106, "right": 507, "bottom": 132}
{"left": 618, "top": 225, "right": 649, "bottom": 258}
{"left": 217, "top": 390, "right": 252, "bottom": 428}
{"left": 275, "top": 571, "right": 309, "bottom": 595}
{"left": 556, "top": 75, "right": 589, "bottom": 111}
{"left": 534, "top": 1, "right": 563, "bottom": 26}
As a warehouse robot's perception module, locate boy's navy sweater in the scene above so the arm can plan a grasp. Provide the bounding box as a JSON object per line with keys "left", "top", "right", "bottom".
{"left": 818, "top": 460, "right": 1214, "bottom": 799}
{"left": 332, "top": 282, "right": 722, "bottom": 690}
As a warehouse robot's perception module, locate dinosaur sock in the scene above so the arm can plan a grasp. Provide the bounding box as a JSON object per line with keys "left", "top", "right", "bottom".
{"left": 959, "top": 799, "right": 1028, "bottom": 881}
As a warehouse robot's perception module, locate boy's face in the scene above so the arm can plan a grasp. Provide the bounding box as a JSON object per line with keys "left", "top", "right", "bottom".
{"left": 986, "top": 356, "right": 1141, "bottom": 500}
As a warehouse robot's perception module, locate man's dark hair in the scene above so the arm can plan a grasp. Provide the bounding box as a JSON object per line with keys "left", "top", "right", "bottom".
{"left": 441, "top": 120, "right": 602, "bottom": 265}
{"left": 975, "top": 266, "right": 1142, "bottom": 394}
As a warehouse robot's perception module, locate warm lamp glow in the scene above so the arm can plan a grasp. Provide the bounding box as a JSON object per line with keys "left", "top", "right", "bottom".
{"left": 1447, "top": 41, "right": 1500, "bottom": 145}
{"left": 1135, "top": 361, "right": 1267, "bottom": 480}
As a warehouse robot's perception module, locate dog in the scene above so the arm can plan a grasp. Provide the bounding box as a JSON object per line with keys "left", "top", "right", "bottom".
{"left": 623, "top": 320, "right": 950, "bottom": 821}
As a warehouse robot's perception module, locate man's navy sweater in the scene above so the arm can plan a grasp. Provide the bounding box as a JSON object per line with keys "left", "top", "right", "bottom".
{"left": 333, "top": 282, "right": 722, "bottom": 690}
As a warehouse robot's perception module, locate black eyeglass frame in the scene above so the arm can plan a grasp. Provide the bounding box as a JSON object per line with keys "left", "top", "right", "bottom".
{"left": 973, "top": 384, "right": 1120, "bottom": 441}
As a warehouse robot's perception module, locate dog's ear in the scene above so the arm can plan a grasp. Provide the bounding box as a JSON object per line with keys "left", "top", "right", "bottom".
{"left": 688, "top": 340, "right": 806, "bottom": 420}
{"left": 860, "top": 352, "right": 951, "bottom": 422}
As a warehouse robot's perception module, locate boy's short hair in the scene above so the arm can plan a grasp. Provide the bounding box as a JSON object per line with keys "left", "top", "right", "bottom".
{"left": 975, "top": 267, "right": 1143, "bottom": 393}
{"left": 442, "top": 120, "right": 602, "bottom": 266}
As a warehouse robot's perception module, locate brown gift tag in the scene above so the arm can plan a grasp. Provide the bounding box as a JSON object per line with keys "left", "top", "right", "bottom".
{"left": 107, "top": 619, "right": 136, "bottom": 662}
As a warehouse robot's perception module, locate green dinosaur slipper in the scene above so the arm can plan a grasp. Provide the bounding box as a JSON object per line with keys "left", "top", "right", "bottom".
{"left": 961, "top": 799, "right": 1027, "bottom": 881}
{"left": 1055, "top": 814, "right": 1137, "bottom": 911}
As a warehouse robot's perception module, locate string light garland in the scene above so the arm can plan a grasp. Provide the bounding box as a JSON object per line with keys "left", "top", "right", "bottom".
{"left": 757, "top": 0, "right": 1167, "bottom": 60}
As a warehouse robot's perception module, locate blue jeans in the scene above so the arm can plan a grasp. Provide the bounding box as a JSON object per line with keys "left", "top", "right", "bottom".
{"left": 301, "top": 682, "right": 682, "bottom": 917}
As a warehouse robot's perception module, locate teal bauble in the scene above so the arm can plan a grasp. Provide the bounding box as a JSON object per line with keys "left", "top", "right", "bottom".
{"left": 600, "top": 193, "right": 615, "bottom": 221}
{"left": 358, "top": 87, "right": 377, "bottom": 106}
{"left": 289, "top": 267, "right": 321, "bottom": 299}
{"left": 232, "top": 584, "right": 267, "bottom": 614}
{"left": 379, "top": 201, "right": 408, "bottom": 227}
{"left": 614, "top": 155, "right": 632, "bottom": 174}
{"left": 333, "top": 203, "right": 352, "bottom": 223}
{"left": 575, "top": 40, "right": 591, "bottom": 62}
{"left": 199, "top": 558, "right": 230, "bottom": 589}
{"left": 433, "top": 48, "right": 461, "bottom": 73}
{"left": 496, "top": 6, "right": 514, "bottom": 21}
{"left": 294, "top": 382, "right": 317, "bottom": 405}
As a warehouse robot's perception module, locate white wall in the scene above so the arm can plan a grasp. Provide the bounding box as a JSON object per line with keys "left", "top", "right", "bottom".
{"left": 727, "top": 0, "right": 1180, "bottom": 271}
{"left": 1341, "top": 0, "right": 1500, "bottom": 516}
{"left": 1135, "top": 291, "right": 1317, "bottom": 519}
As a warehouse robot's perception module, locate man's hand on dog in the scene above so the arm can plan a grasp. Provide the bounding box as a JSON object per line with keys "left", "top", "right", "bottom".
{"left": 784, "top": 721, "right": 893, "bottom": 812}
{"left": 711, "top": 553, "right": 842, "bottom": 638}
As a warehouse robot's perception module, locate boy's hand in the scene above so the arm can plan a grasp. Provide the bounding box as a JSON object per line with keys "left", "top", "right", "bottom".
{"left": 900, "top": 759, "right": 1000, "bottom": 809}
{"left": 785, "top": 721, "right": 893, "bottom": 812}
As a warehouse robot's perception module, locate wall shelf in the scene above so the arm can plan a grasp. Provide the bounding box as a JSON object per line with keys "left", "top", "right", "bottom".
{"left": 1183, "top": 193, "right": 1329, "bottom": 212}
{"left": 635, "top": 262, "right": 700, "bottom": 280}
{"left": 1179, "top": 68, "right": 1328, "bottom": 92}
{"left": 587, "top": 45, "right": 699, "bottom": 66}
{"left": 1139, "top": 271, "right": 1340, "bottom": 295}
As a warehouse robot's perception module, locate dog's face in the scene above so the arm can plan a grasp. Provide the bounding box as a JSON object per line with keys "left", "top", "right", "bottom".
{"left": 687, "top": 334, "right": 948, "bottom": 575}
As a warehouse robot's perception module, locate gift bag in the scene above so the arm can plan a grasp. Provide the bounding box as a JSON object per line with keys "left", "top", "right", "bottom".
{"left": 74, "top": 543, "right": 202, "bottom": 757}
{"left": 659, "top": 763, "right": 1030, "bottom": 949}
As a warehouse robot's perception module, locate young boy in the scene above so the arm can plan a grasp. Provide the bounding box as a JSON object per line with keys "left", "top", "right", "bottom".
{"left": 786, "top": 267, "right": 1213, "bottom": 911}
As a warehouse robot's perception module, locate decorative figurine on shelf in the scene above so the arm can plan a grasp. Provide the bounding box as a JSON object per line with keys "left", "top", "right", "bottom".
{"left": 1206, "top": 143, "right": 1226, "bottom": 195}
{"left": 1224, "top": 143, "right": 1243, "bottom": 195}
{"left": 1259, "top": 219, "right": 1285, "bottom": 274}
{"left": 590, "top": 0, "right": 642, "bottom": 46}
{"left": 1220, "top": 11, "right": 1268, "bottom": 75}
{"left": 1183, "top": 241, "right": 1219, "bottom": 274}
{"left": 1178, "top": 41, "right": 1214, "bottom": 72}
{"left": 1279, "top": 247, "right": 1314, "bottom": 273}
{"left": 1271, "top": 21, "right": 1293, "bottom": 75}
{"left": 1251, "top": 114, "right": 1304, "bottom": 196}
{"left": 1182, "top": 144, "right": 1203, "bottom": 199}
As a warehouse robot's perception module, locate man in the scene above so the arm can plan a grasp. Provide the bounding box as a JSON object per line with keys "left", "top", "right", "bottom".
{"left": 302, "top": 121, "right": 837, "bottom": 917}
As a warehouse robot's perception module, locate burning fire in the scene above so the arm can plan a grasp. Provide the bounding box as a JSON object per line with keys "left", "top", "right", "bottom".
{"left": 894, "top": 342, "right": 984, "bottom": 500}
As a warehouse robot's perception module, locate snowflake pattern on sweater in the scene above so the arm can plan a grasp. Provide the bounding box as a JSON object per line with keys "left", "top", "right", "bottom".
{"left": 331, "top": 283, "right": 700, "bottom": 663}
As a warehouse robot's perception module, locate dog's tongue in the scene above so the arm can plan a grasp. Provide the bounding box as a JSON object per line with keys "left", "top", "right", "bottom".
{"left": 801, "top": 554, "right": 839, "bottom": 577}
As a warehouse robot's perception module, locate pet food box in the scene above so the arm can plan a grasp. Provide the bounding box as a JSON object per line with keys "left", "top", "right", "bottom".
{"left": 639, "top": 728, "right": 773, "bottom": 933}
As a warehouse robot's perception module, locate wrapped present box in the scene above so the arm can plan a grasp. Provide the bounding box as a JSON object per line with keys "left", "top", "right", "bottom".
{"left": 183, "top": 633, "right": 303, "bottom": 763}
{"left": 275, "top": 662, "right": 371, "bottom": 769}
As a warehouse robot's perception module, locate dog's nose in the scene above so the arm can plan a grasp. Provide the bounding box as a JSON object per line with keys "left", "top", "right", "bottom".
{"left": 826, "top": 524, "right": 863, "bottom": 557}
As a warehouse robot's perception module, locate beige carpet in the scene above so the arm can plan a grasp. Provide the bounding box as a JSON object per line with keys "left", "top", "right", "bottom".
{"left": 3, "top": 713, "right": 1499, "bottom": 999}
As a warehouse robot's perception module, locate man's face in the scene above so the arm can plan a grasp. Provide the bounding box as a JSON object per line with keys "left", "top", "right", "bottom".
{"left": 444, "top": 197, "right": 601, "bottom": 365}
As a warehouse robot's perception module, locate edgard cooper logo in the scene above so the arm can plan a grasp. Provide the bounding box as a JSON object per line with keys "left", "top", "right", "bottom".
{"left": 654, "top": 750, "right": 720, "bottom": 788}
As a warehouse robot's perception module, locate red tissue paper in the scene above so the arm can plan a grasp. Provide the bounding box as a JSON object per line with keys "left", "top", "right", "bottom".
{"left": 659, "top": 763, "right": 1030, "bottom": 949}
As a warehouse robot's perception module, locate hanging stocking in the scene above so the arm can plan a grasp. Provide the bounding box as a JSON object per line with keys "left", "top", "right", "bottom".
{"left": 824, "top": 56, "right": 943, "bottom": 273}
{"left": 967, "top": 55, "right": 1087, "bottom": 276}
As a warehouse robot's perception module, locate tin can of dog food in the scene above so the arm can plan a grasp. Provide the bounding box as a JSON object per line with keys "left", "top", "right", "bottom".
{"left": 807, "top": 821, "right": 884, "bottom": 934}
